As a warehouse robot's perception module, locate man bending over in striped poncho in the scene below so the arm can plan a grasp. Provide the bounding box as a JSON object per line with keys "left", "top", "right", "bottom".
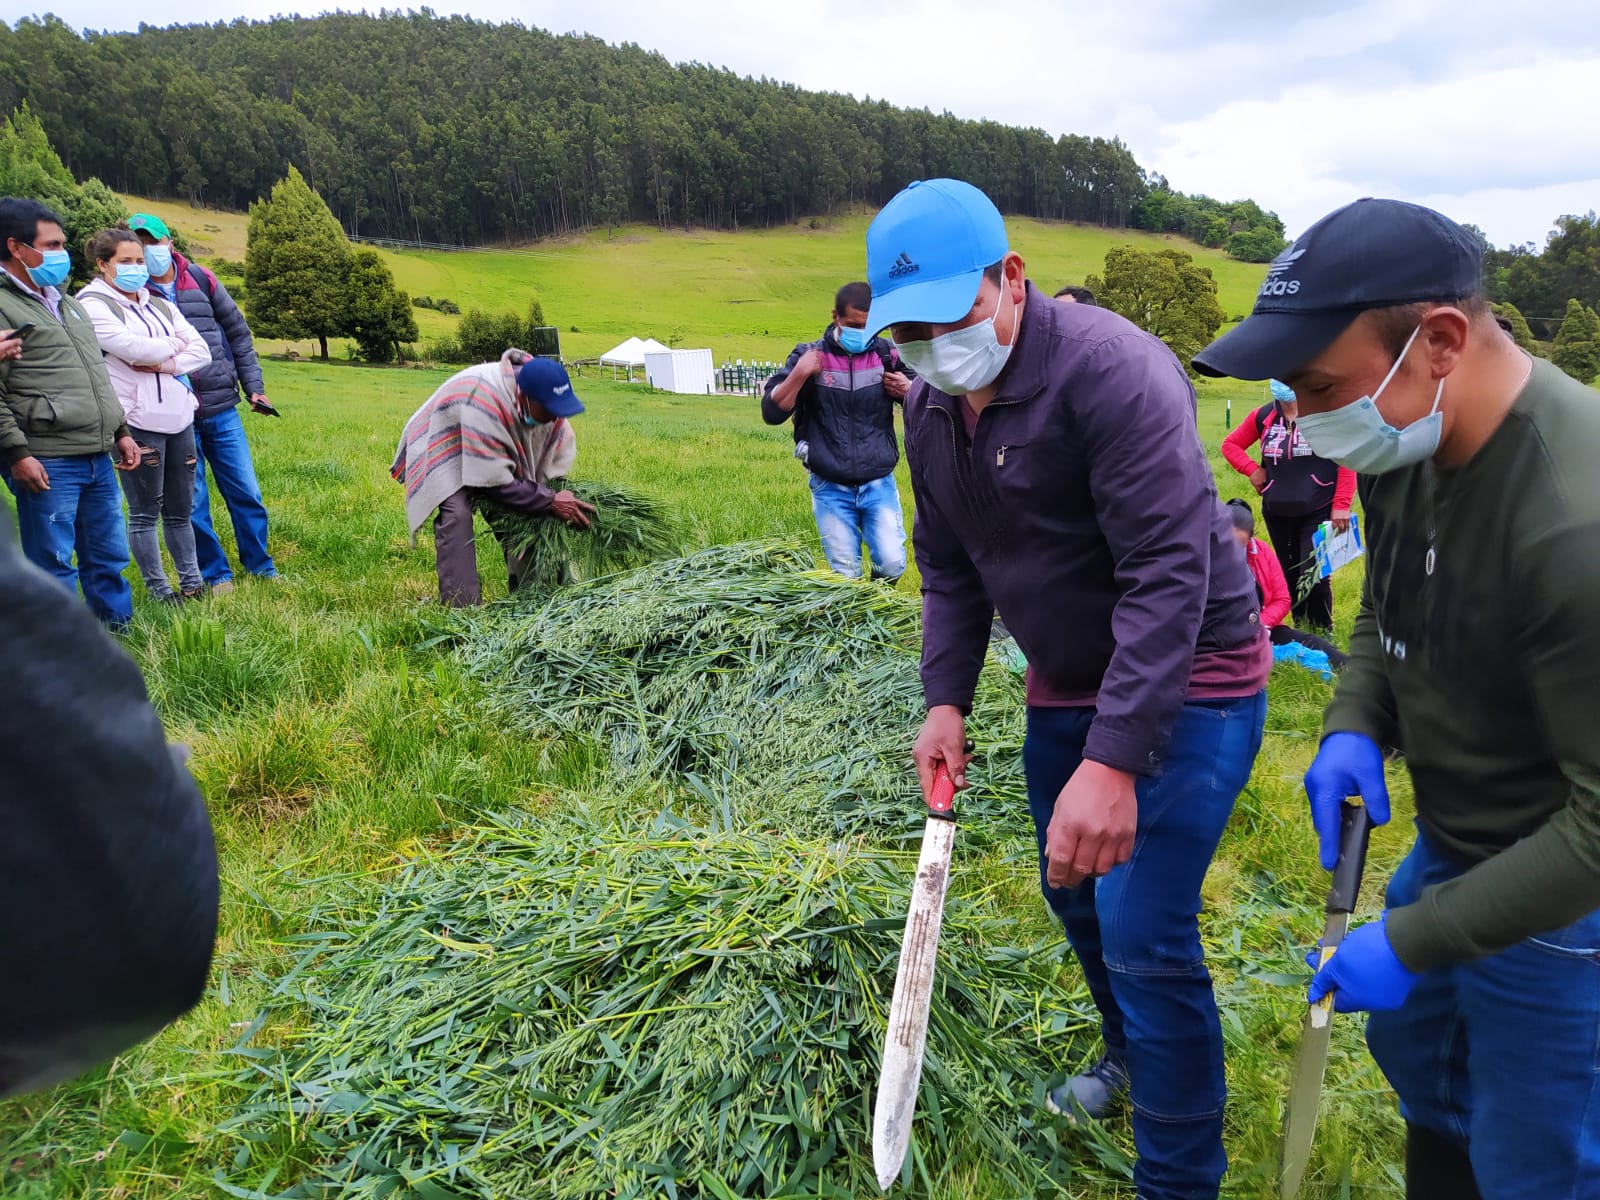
{"left": 392, "top": 348, "right": 594, "bottom": 606}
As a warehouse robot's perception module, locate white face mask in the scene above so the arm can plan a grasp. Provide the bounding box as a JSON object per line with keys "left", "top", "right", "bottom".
{"left": 895, "top": 279, "right": 1017, "bottom": 395}
{"left": 1294, "top": 324, "right": 1445, "bottom": 475}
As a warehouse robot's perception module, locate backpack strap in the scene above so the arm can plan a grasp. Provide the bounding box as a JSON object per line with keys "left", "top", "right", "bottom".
{"left": 147, "top": 294, "right": 175, "bottom": 323}
{"left": 78, "top": 291, "right": 127, "bottom": 324}
{"left": 187, "top": 262, "right": 216, "bottom": 298}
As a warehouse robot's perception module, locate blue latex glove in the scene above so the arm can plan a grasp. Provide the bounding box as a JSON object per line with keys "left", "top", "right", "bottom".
{"left": 1303, "top": 732, "right": 1390, "bottom": 871}
{"left": 1307, "top": 916, "right": 1419, "bottom": 1013}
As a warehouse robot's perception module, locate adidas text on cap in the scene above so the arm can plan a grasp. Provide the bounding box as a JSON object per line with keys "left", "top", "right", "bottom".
{"left": 1193, "top": 198, "right": 1485, "bottom": 381}
{"left": 516, "top": 357, "right": 584, "bottom": 418}
{"left": 865, "top": 179, "right": 1010, "bottom": 334}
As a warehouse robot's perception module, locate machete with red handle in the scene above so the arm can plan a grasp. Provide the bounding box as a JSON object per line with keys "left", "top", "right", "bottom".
{"left": 872, "top": 740, "right": 972, "bottom": 1192}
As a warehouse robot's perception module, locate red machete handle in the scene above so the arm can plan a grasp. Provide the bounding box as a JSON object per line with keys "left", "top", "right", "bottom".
{"left": 926, "top": 739, "right": 974, "bottom": 822}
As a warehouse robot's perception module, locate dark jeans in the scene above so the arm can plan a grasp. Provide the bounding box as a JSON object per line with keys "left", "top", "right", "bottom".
{"left": 192, "top": 405, "right": 276, "bottom": 584}
{"left": 3, "top": 452, "right": 132, "bottom": 627}
{"left": 1269, "top": 623, "right": 1348, "bottom": 668}
{"left": 1025, "top": 693, "right": 1267, "bottom": 1200}
{"left": 1264, "top": 507, "right": 1333, "bottom": 630}
{"left": 1367, "top": 830, "right": 1600, "bottom": 1197}
{"left": 119, "top": 426, "right": 201, "bottom": 599}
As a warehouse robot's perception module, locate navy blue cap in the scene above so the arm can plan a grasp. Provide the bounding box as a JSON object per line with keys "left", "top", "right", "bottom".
{"left": 516, "top": 357, "right": 584, "bottom": 418}
{"left": 865, "top": 179, "right": 1009, "bottom": 332}
{"left": 1193, "top": 198, "right": 1485, "bottom": 381}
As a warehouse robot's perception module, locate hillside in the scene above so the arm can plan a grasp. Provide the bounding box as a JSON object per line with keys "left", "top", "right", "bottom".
{"left": 125, "top": 196, "right": 1270, "bottom": 364}
{"left": 4, "top": 12, "right": 1283, "bottom": 257}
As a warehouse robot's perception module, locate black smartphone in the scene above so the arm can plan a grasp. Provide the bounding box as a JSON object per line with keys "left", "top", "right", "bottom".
{"left": 9, "top": 323, "right": 36, "bottom": 340}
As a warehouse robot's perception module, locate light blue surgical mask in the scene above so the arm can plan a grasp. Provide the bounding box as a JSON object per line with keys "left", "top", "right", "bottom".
{"left": 144, "top": 244, "right": 173, "bottom": 277}
{"left": 894, "top": 281, "right": 1016, "bottom": 395}
{"left": 837, "top": 325, "right": 872, "bottom": 354}
{"left": 114, "top": 263, "right": 150, "bottom": 293}
{"left": 23, "top": 246, "right": 71, "bottom": 289}
{"left": 1294, "top": 324, "right": 1445, "bottom": 475}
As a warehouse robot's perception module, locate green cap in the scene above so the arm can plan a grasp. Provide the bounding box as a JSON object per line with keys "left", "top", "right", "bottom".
{"left": 127, "top": 213, "right": 171, "bottom": 240}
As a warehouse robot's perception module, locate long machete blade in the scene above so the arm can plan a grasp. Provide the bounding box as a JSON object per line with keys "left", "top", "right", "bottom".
{"left": 872, "top": 765, "right": 959, "bottom": 1191}
{"left": 1280, "top": 800, "right": 1373, "bottom": 1199}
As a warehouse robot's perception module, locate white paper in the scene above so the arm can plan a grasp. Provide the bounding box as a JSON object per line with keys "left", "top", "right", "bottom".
{"left": 1314, "top": 513, "right": 1364, "bottom": 579}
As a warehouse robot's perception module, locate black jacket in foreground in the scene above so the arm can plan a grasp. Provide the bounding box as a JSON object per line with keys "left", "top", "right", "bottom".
{"left": 0, "top": 525, "right": 218, "bottom": 1096}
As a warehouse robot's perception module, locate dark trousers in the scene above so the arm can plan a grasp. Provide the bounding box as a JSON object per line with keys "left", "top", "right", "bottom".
{"left": 1264, "top": 506, "right": 1333, "bottom": 630}
{"left": 434, "top": 489, "right": 525, "bottom": 607}
{"left": 1025, "top": 693, "right": 1267, "bottom": 1200}
{"left": 1269, "top": 623, "right": 1348, "bottom": 668}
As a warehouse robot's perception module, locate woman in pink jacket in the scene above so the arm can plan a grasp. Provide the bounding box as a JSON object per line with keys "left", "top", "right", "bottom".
{"left": 79, "top": 229, "right": 212, "bottom": 603}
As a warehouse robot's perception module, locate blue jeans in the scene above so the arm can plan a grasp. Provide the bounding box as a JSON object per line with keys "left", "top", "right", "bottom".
{"left": 807, "top": 472, "right": 906, "bottom": 580}
{"left": 1367, "top": 831, "right": 1600, "bottom": 1196}
{"left": 192, "top": 405, "right": 275, "bottom": 583}
{"left": 1025, "top": 693, "right": 1267, "bottom": 1200}
{"left": 3, "top": 452, "right": 133, "bottom": 626}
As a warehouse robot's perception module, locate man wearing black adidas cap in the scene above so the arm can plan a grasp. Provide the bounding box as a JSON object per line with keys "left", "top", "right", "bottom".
{"left": 1196, "top": 199, "right": 1600, "bottom": 1197}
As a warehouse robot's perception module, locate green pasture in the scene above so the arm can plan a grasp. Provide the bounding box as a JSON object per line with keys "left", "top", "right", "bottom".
{"left": 0, "top": 359, "right": 1408, "bottom": 1198}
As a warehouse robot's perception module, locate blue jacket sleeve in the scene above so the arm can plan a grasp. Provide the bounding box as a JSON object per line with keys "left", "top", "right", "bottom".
{"left": 1075, "top": 335, "right": 1215, "bottom": 774}
{"left": 208, "top": 274, "right": 265, "bottom": 396}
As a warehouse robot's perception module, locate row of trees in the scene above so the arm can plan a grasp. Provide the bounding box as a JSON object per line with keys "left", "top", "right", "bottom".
{"left": 0, "top": 12, "right": 1285, "bottom": 257}
{"left": 1483, "top": 213, "right": 1600, "bottom": 343}
{"left": 0, "top": 105, "right": 127, "bottom": 283}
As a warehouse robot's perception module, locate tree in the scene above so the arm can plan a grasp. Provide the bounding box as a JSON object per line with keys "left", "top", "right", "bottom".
{"left": 245, "top": 165, "right": 352, "bottom": 360}
{"left": 1085, "top": 245, "right": 1226, "bottom": 371}
{"left": 1552, "top": 298, "right": 1600, "bottom": 384}
{"left": 455, "top": 308, "right": 526, "bottom": 363}
{"left": 0, "top": 104, "right": 126, "bottom": 284}
{"left": 1227, "top": 226, "right": 1287, "bottom": 264}
{"left": 1491, "top": 301, "right": 1535, "bottom": 352}
{"left": 343, "top": 247, "right": 417, "bottom": 363}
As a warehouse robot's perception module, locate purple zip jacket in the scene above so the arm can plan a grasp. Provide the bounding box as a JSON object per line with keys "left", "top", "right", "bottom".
{"left": 907, "top": 283, "right": 1263, "bottom": 775}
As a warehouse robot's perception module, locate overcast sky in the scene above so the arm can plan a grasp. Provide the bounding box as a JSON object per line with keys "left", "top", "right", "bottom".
{"left": 22, "top": 0, "right": 1600, "bottom": 247}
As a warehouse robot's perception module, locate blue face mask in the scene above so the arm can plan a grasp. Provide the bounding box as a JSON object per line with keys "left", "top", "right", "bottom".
{"left": 1295, "top": 324, "right": 1444, "bottom": 475}
{"left": 837, "top": 325, "right": 872, "bottom": 354}
{"left": 114, "top": 263, "right": 150, "bottom": 293}
{"left": 24, "top": 246, "right": 71, "bottom": 289}
{"left": 144, "top": 244, "right": 173, "bottom": 277}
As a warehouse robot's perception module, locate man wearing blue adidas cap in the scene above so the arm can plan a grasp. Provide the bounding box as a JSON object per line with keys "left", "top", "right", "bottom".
{"left": 873, "top": 179, "right": 1269, "bottom": 1199}
{"left": 1196, "top": 198, "right": 1600, "bottom": 1198}
{"left": 392, "top": 349, "right": 592, "bottom": 606}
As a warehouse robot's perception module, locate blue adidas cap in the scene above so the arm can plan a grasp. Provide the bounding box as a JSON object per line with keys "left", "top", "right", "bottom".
{"left": 865, "top": 179, "right": 1009, "bottom": 334}
{"left": 516, "top": 357, "right": 584, "bottom": 418}
{"left": 1194, "top": 198, "right": 1484, "bottom": 381}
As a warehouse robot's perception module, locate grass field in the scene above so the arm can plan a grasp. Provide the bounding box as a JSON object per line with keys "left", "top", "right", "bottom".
{"left": 0, "top": 357, "right": 1412, "bottom": 1198}
{"left": 121, "top": 196, "right": 1271, "bottom": 364}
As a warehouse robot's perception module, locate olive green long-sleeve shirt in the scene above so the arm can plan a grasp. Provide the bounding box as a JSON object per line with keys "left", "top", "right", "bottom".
{"left": 1324, "top": 358, "right": 1600, "bottom": 971}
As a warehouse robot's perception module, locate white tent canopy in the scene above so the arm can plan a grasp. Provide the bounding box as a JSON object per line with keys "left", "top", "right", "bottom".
{"left": 599, "top": 336, "right": 648, "bottom": 367}
{"left": 599, "top": 336, "right": 673, "bottom": 367}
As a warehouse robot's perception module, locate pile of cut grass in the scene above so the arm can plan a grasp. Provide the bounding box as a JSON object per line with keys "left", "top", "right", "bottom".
{"left": 211, "top": 815, "right": 1110, "bottom": 1200}
{"left": 461, "top": 542, "right": 1031, "bottom": 839}
{"left": 478, "top": 477, "right": 681, "bottom": 593}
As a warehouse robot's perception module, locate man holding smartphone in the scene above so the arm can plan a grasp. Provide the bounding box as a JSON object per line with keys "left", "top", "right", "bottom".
{"left": 0, "top": 197, "right": 140, "bottom": 627}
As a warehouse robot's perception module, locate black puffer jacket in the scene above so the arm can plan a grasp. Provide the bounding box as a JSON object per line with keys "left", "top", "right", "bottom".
{"left": 760, "top": 326, "right": 909, "bottom": 486}
{"left": 159, "top": 251, "right": 265, "bottom": 420}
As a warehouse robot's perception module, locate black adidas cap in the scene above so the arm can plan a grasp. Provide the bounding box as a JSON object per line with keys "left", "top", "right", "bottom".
{"left": 1193, "top": 198, "right": 1485, "bottom": 381}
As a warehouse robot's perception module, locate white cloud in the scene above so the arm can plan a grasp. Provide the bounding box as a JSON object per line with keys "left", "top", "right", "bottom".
{"left": 22, "top": 0, "right": 1600, "bottom": 246}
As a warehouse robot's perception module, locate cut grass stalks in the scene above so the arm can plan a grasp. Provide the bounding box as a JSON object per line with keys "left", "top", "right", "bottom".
{"left": 461, "top": 541, "right": 1033, "bottom": 842}
{"left": 478, "top": 477, "right": 681, "bottom": 593}
{"left": 211, "top": 812, "right": 1113, "bottom": 1200}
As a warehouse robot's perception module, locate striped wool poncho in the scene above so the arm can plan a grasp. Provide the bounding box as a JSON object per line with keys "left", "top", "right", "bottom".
{"left": 391, "top": 349, "right": 577, "bottom": 542}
